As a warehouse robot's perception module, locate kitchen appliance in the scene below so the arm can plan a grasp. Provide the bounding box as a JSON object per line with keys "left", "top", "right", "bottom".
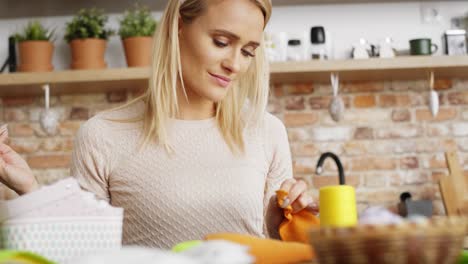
{"left": 315, "top": 152, "right": 357, "bottom": 228}
{"left": 310, "top": 26, "right": 328, "bottom": 60}
{"left": 444, "top": 29, "right": 467, "bottom": 55}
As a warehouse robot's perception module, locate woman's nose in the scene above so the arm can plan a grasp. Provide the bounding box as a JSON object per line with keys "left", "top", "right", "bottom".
{"left": 222, "top": 49, "right": 241, "bottom": 74}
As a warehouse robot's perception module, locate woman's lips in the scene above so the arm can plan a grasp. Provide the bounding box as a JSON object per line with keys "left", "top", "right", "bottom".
{"left": 209, "top": 72, "right": 231, "bottom": 88}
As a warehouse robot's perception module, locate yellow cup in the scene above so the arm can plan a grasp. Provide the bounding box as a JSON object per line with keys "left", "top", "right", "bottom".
{"left": 319, "top": 185, "right": 357, "bottom": 228}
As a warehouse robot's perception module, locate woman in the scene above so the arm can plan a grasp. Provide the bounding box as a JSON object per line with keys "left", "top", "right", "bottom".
{"left": 0, "top": 0, "right": 317, "bottom": 249}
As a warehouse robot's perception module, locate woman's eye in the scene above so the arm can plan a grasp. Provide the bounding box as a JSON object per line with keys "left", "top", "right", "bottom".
{"left": 213, "top": 39, "right": 228, "bottom": 47}
{"left": 242, "top": 49, "right": 255, "bottom": 58}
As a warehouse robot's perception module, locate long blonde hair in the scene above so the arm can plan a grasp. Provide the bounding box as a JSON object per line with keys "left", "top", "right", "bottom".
{"left": 124, "top": 0, "right": 272, "bottom": 154}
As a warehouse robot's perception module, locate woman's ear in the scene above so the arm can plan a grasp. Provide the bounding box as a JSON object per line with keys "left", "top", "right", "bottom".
{"left": 178, "top": 17, "right": 183, "bottom": 35}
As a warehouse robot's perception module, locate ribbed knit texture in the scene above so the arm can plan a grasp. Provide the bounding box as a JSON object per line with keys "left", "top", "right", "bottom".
{"left": 70, "top": 101, "right": 293, "bottom": 249}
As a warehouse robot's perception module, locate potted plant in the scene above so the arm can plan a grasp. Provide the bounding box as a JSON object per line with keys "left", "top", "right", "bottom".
{"left": 119, "top": 5, "right": 157, "bottom": 67}
{"left": 64, "top": 8, "right": 114, "bottom": 69}
{"left": 14, "top": 21, "right": 55, "bottom": 72}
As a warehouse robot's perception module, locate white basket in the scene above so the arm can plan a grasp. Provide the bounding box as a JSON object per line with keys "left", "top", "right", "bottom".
{"left": 0, "top": 178, "right": 124, "bottom": 263}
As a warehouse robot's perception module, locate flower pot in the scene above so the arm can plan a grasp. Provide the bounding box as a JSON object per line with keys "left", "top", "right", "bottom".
{"left": 18, "top": 40, "right": 54, "bottom": 72}
{"left": 70, "top": 38, "right": 107, "bottom": 69}
{"left": 122, "top": 36, "right": 153, "bottom": 67}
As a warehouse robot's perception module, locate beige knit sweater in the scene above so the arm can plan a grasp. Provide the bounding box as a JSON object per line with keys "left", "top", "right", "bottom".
{"left": 70, "top": 101, "right": 293, "bottom": 249}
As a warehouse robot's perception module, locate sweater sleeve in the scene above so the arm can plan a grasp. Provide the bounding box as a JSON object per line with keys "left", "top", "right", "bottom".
{"left": 263, "top": 114, "right": 294, "bottom": 239}
{"left": 70, "top": 117, "right": 114, "bottom": 202}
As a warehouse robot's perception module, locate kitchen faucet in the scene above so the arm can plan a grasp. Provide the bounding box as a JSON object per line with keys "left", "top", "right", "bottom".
{"left": 315, "top": 152, "right": 345, "bottom": 185}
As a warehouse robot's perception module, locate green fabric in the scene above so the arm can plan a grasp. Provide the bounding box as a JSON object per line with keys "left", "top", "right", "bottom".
{"left": 458, "top": 250, "right": 468, "bottom": 264}
{"left": 0, "top": 251, "right": 55, "bottom": 264}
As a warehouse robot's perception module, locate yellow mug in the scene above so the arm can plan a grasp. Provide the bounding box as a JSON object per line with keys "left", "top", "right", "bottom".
{"left": 319, "top": 185, "right": 357, "bottom": 228}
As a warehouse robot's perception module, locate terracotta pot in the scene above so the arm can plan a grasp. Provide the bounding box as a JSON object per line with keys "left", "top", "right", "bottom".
{"left": 18, "top": 41, "right": 54, "bottom": 72}
{"left": 122, "top": 36, "right": 153, "bottom": 67}
{"left": 70, "top": 38, "right": 107, "bottom": 69}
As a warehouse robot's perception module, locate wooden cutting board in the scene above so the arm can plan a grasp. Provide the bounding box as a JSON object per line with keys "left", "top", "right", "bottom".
{"left": 439, "top": 152, "right": 468, "bottom": 216}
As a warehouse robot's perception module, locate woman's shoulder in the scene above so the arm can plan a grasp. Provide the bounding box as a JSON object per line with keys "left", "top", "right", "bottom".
{"left": 76, "top": 100, "right": 144, "bottom": 144}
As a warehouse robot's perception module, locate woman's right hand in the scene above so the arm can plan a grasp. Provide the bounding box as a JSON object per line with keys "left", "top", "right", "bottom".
{"left": 0, "top": 125, "right": 38, "bottom": 195}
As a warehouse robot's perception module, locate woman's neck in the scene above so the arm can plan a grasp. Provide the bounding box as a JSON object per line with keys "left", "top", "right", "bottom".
{"left": 176, "top": 87, "right": 216, "bottom": 120}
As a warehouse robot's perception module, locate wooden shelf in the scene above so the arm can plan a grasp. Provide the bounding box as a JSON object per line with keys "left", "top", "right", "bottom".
{"left": 270, "top": 55, "right": 468, "bottom": 83}
{"left": 1, "top": 56, "right": 467, "bottom": 97}
{"left": 2, "top": 0, "right": 443, "bottom": 19}
{"left": 0, "top": 67, "right": 150, "bottom": 97}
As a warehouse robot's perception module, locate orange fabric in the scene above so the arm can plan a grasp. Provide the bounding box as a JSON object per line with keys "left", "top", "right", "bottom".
{"left": 276, "top": 190, "right": 320, "bottom": 244}
{"left": 205, "top": 233, "right": 314, "bottom": 264}
{"left": 203, "top": 190, "right": 320, "bottom": 264}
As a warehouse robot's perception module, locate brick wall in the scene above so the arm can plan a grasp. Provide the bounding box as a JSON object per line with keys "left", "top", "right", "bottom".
{"left": 2, "top": 79, "right": 468, "bottom": 215}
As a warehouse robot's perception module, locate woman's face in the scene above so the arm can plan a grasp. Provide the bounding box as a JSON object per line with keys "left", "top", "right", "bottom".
{"left": 178, "top": 0, "right": 264, "bottom": 104}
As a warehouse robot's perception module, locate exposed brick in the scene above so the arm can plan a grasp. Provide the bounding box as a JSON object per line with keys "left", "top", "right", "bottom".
{"left": 273, "top": 84, "right": 284, "bottom": 97}
{"left": 59, "top": 121, "right": 83, "bottom": 137}
{"left": 34, "top": 168, "right": 71, "bottom": 185}
{"left": 106, "top": 91, "right": 128, "bottom": 103}
{"left": 415, "top": 108, "right": 457, "bottom": 122}
{"left": 400, "top": 156, "right": 419, "bottom": 169}
{"left": 311, "top": 126, "right": 353, "bottom": 141}
{"left": 426, "top": 124, "right": 451, "bottom": 137}
{"left": 401, "top": 171, "right": 429, "bottom": 184}
{"left": 27, "top": 154, "right": 71, "bottom": 169}
{"left": 391, "top": 109, "right": 411, "bottom": 122}
{"left": 363, "top": 173, "right": 387, "bottom": 187}
{"left": 376, "top": 125, "right": 422, "bottom": 139}
{"left": 312, "top": 175, "right": 360, "bottom": 188}
{"left": 433, "top": 79, "right": 452, "bottom": 90}
{"left": 309, "top": 96, "right": 331, "bottom": 110}
{"left": 308, "top": 96, "right": 351, "bottom": 110}
{"left": 448, "top": 91, "right": 468, "bottom": 105}
{"left": 351, "top": 157, "right": 398, "bottom": 171}
{"left": 354, "top": 95, "right": 376, "bottom": 108}
{"left": 267, "top": 99, "right": 281, "bottom": 114}
{"left": 353, "top": 127, "right": 374, "bottom": 140}
{"left": 2, "top": 97, "right": 35, "bottom": 107}
{"left": 462, "top": 108, "right": 468, "bottom": 121}
{"left": 9, "top": 138, "right": 40, "bottom": 154}
{"left": 287, "top": 128, "right": 310, "bottom": 142}
{"left": 453, "top": 123, "right": 468, "bottom": 136}
{"left": 360, "top": 189, "right": 399, "bottom": 203}
{"left": 285, "top": 83, "right": 314, "bottom": 95}
{"left": 283, "top": 112, "right": 318, "bottom": 127}
{"left": 421, "top": 154, "right": 447, "bottom": 169}
{"left": 291, "top": 143, "right": 318, "bottom": 156}
{"left": 431, "top": 171, "right": 448, "bottom": 182}
{"left": 285, "top": 97, "right": 305, "bottom": 111}
{"left": 292, "top": 158, "right": 315, "bottom": 174}
{"left": 9, "top": 123, "right": 34, "bottom": 137}
{"left": 343, "top": 141, "right": 367, "bottom": 156}
{"left": 70, "top": 107, "right": 89, "bottom": 120}
{"left": 341, "top": 81, "right": 384, "bottom": 93}
{"left": 4, "top": 108, "right": 28, "bottom": 122}
{"left": 344, "top": 109, "right": 391, "bottom": 124}
{"left": 379, "top": 94, "right": 411, "bottom": 107}
{"left": 393, "top": 140, "right": 417, "bottom": 154}
{"left": 40, "top": 138, "right": 73, "bottom": 152}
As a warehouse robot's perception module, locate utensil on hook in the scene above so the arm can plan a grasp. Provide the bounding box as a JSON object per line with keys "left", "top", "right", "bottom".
{"left": 39, "top": 84, "right": 59, "bottom": 136}
{"left": 428, "top": 71, "right": 439, "bottom": 118}
{"left": 329, "top": 72, "right": 345, "bottom": 122}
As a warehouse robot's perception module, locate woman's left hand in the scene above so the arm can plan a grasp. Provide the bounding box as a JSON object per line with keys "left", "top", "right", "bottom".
{"left": 279, "top": 178, "right": 319, "bottom": 214}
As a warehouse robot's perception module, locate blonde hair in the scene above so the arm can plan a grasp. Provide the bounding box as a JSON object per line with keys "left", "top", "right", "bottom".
{"left": 123, "top": 0, "right": 272, "bottom": 154}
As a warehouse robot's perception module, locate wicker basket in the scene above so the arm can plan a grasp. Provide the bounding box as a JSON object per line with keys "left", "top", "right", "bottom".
{"left": 309, "top": 217, "right": 467, "bottom": 264}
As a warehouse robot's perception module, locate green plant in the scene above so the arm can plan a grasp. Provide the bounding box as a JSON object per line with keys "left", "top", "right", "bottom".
{"left": 14, "top": 21, "right": 55, "bottom": 42}
{"left": 119, "top": 5, "right": 157, "bottom": 39}
{"left": 64, "top": 8, "right": 115, "bottom": 43}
